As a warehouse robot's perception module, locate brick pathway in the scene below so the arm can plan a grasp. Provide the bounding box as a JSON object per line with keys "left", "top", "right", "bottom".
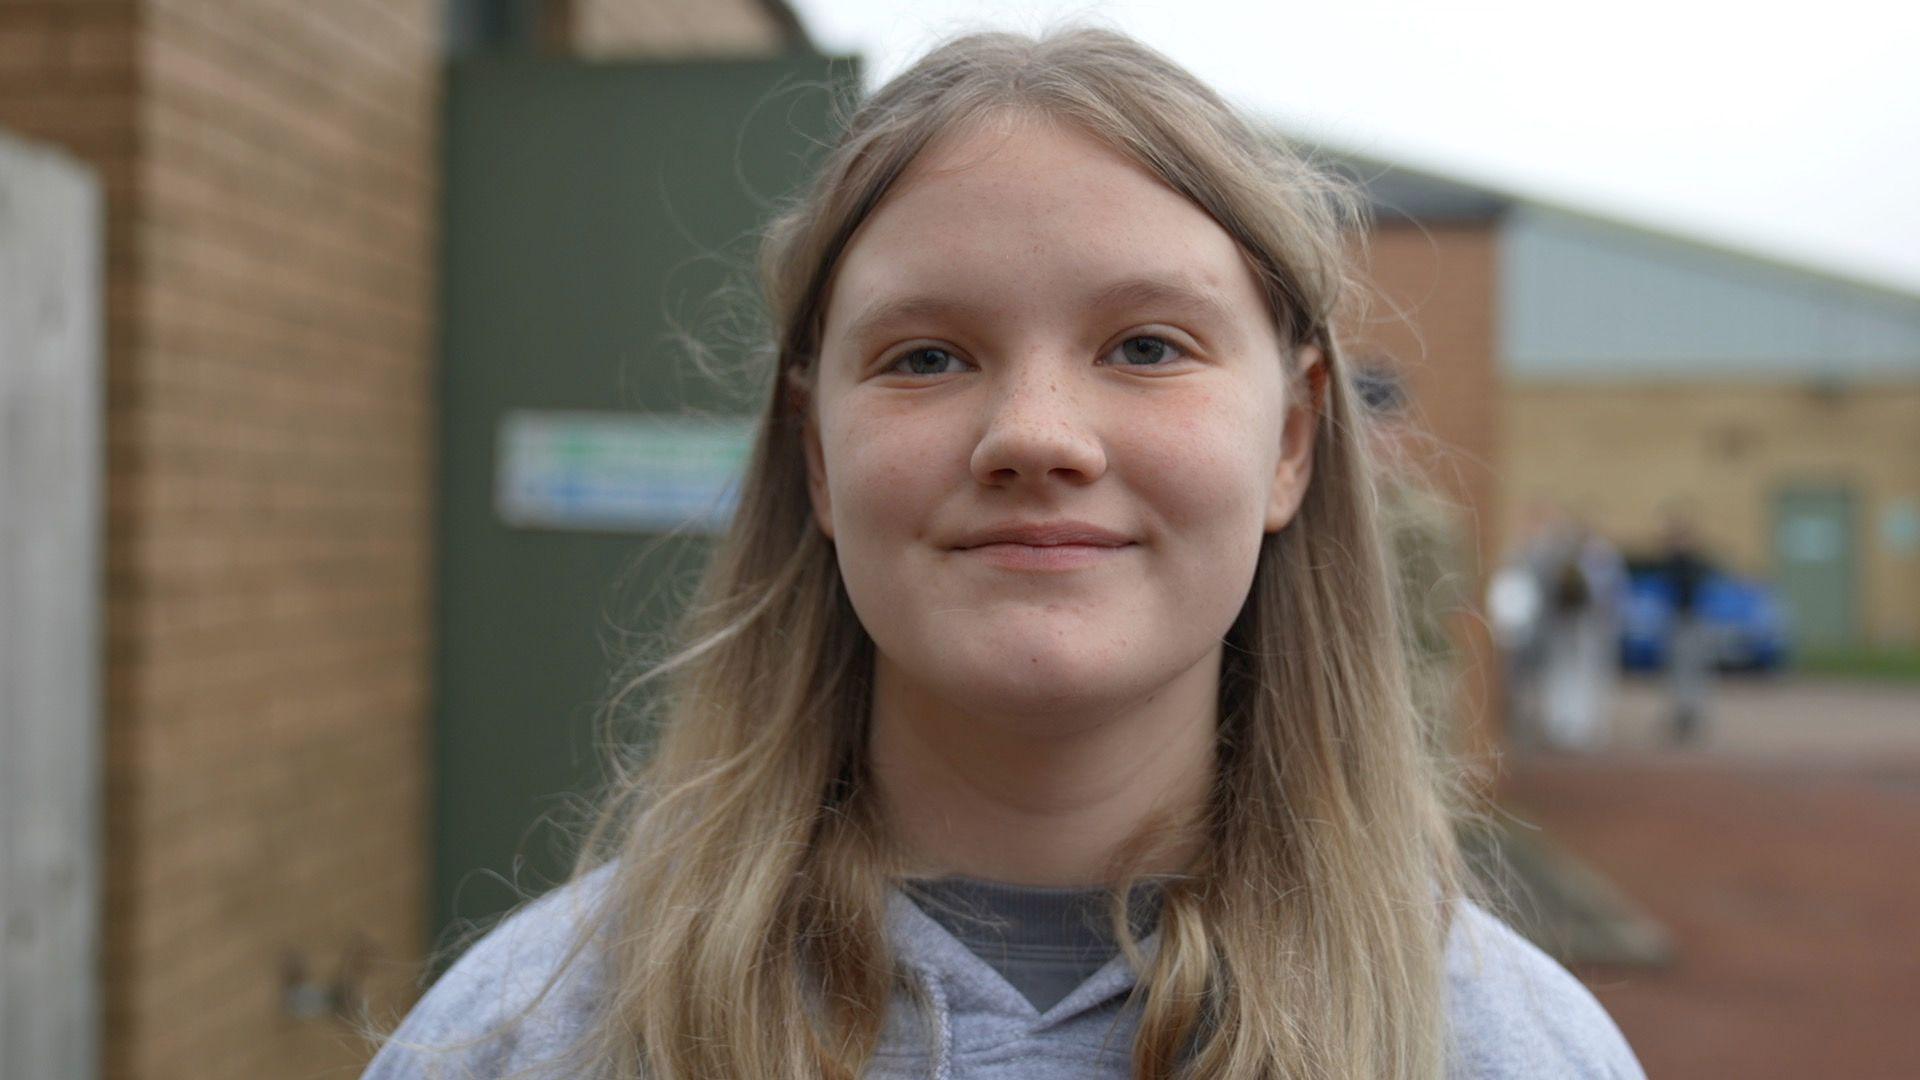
{"left": 1504, "top": 678, "right": 1920, "bottom": 1078}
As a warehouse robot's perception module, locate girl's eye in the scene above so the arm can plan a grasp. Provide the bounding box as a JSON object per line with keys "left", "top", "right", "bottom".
{"left": 886, "top": 346, "right": 969, "bottom": 377}
{"left": 1105, "top": 335, "right": 1186, "bottom": 368}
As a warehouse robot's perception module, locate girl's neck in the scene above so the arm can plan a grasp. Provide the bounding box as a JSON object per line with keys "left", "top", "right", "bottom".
{"left": 867, "top": 646, "right": 1220, "bottom": 887}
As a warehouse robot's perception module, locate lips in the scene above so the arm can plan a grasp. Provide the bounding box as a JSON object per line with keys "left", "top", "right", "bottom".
{"left": 949, "top": 520, "right": 1133, "bottom": 549}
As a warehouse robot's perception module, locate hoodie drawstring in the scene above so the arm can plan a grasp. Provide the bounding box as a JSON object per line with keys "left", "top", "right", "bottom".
{"left": 918, "top": 967, "right": 955, "bottom": 1080}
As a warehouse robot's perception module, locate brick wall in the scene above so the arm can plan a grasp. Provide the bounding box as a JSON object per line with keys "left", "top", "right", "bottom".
{"left": 1352, "top": 222, "right": 1506, "bottom": 761}
{"left": 2, "top": 1, "right": 440, "bottom": 1077}
{"left": 125, "top": 3, "right": 442, "bottom": 1075}
{"left": 1505, "top": 381, "right": 1920, "bottom": 648}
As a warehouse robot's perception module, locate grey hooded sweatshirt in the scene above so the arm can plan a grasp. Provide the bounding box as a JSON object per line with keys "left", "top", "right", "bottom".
{"left": 363, "top": 861, "right": 1644, "bottom": 1078}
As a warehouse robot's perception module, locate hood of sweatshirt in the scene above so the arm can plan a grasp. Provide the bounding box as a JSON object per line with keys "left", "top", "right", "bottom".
{"left": 871, "top": 889, "right": 1159, "bottom": 1079}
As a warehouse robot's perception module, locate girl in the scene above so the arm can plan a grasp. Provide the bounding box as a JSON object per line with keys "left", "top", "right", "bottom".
{"left": 366, "top": 26, "right": 1642, "bottom": 1079}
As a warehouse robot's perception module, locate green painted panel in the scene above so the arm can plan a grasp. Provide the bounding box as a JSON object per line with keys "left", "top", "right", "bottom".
{"left": 1770, "top": 486, "right": 1858, "bottom": 650}
{"left": 433, "top": 52, "right": 852, "bottom": 954}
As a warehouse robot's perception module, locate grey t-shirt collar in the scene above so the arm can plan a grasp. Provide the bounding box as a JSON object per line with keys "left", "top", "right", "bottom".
{"left": 894, "top": 877, "right": 1163, "bottom": 1014}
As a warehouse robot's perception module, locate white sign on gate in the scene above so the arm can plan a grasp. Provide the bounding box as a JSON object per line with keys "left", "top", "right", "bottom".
{"left": 495, "top": 410, "right": 757, "bottom": 534}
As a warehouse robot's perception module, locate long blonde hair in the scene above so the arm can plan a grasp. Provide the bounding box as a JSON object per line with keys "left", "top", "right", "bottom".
{"left": 414, "top": 25, "right": 1470, "bottom": 1079}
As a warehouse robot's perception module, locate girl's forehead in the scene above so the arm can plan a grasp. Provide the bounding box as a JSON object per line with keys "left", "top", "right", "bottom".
{"left": 824, "top": 115, "right": 1268, "bottom": 335}
{"left": 886, "top": 110, "right": 1158, "bottom": 215}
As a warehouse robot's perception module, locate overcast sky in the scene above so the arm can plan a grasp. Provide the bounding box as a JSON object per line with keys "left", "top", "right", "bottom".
{"left": 786, "top": 0, "right": 1920, "bottom": 296}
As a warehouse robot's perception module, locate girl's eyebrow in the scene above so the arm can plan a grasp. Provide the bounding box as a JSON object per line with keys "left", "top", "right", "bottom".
{"left": 1083, "top": 275, "right": 1240, "bottom": 331}
{"left": 839, "top": 274, "right": 1239, "bottom": 351}
{"left": 838, "top": 294, "right": 994, "bottom": 351}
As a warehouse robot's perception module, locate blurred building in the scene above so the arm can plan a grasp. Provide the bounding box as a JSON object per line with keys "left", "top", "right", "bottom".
{"left": 1336, "top": 152, "right": 1920, "bottom": 671}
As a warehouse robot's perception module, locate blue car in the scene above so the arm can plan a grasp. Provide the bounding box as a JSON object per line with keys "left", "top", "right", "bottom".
{"left": 1617, "top": 561, "right": 1791, "bottom": 673}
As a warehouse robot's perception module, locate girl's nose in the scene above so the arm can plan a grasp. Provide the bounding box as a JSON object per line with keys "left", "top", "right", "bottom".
{"left": 967, "top": 369, "right": 1108, "bottom": 488}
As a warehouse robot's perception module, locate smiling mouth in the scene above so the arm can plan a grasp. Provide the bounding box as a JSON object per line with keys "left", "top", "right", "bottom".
{"left": 958, "top": 541, "right": 1136, "bottom": 571}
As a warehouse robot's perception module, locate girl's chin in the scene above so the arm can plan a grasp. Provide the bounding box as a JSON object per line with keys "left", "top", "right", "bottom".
{"left": 931, "top": 656, "right": 1148, "bottom": 717}
{"left": 873, "top": 624, "right": 1186, "bottom": 716}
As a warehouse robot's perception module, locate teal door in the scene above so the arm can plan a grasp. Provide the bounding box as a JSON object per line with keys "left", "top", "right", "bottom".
{"left": 434, "top": 53, "right": 851, "bottom": 948}
{"left": 1770, "top": 486, "right": 1857, "bottom": 651}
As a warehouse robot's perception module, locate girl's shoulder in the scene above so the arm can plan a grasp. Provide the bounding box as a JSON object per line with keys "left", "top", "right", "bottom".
{"left": 361, "top": 869, "right": 1646, "bottom": 1079}
{"left": 361, "top": 862, "right": 618, "bottom": 1080}
{"left": 1444, "top": 899, "right": 1647, "bottom": 1079}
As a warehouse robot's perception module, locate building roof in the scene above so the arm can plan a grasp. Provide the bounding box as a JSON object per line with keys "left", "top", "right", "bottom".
{"left": 1275, "top": 130, "right": 1920, "bottom": 377}
{"left": 1291, "top": 132, "right": 1920, "bottom": 311}
{"left": 1310, "top": 144, "right": 1514, "bottom": 224}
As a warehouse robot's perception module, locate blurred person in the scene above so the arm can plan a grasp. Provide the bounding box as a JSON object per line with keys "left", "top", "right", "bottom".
{"left": 1575, "top": 519, "right": 1629, "bottom": 741}
{"left": 1486, "top": 557, "right": 1544, "bottom": 739}
{"left": 1653, "top": 509, "right": 1718, "bottom": 744}
{"left": 1537, "top": 516, "right": 1625, "bottom": 751}
{"left": 365, "top": 27, "right": 1641, "bottom": 1079}
{"left": 1489, "top": 498, "right": 1561, "bottom": 748}
{"left": 1485, "top": 575, "right": 1542, "bottom": 721}
{"left": 1513, "top": 502, "right": 1608, "bottom": 751}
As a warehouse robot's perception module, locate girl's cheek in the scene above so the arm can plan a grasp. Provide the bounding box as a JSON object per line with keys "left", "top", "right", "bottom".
{"left": 1124, "top": 396, "right": 1272, "bottom": 521}
{"left": 831, "top": 415, "right": 952, "bottom": 519}
{"left": 1127, "top": 387, "right": 1221, "bottom": 461}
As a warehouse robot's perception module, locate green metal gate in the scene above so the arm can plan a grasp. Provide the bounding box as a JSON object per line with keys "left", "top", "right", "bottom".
{"left": 434, "top": 52, "right": 851, "bottom": 949}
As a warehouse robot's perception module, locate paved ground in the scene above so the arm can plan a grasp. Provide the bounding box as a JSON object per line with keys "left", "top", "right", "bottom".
{"left": 1603, "top": 673, "right": 1920, "bottom": 761}
{"left": 1503, "top": 676, "right": 1920, "bottom": 1079}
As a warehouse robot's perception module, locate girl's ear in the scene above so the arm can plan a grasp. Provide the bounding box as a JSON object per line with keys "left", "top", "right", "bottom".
{"left": 1265, "top": 344, "right": 1326, "bottom": 533}
{"left": 787, "top": 369, "right": 835, "bottom": 540}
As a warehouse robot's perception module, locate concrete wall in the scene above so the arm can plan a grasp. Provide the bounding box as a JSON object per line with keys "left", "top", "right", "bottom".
{"left": 0, "top": 5, "right": 150, "bottom": 1078}
{"left": 0, "top": 126, "right": 104, "bottom": 1080}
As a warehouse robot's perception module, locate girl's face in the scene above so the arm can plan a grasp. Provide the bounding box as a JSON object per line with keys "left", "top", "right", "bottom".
{"left": 805, "top": 114, "right": 1318, "bottom": 721}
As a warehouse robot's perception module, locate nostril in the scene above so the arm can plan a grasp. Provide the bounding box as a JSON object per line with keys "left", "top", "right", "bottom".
{"left": 969, "top": 422, "right": 1108, "bottom": 486}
